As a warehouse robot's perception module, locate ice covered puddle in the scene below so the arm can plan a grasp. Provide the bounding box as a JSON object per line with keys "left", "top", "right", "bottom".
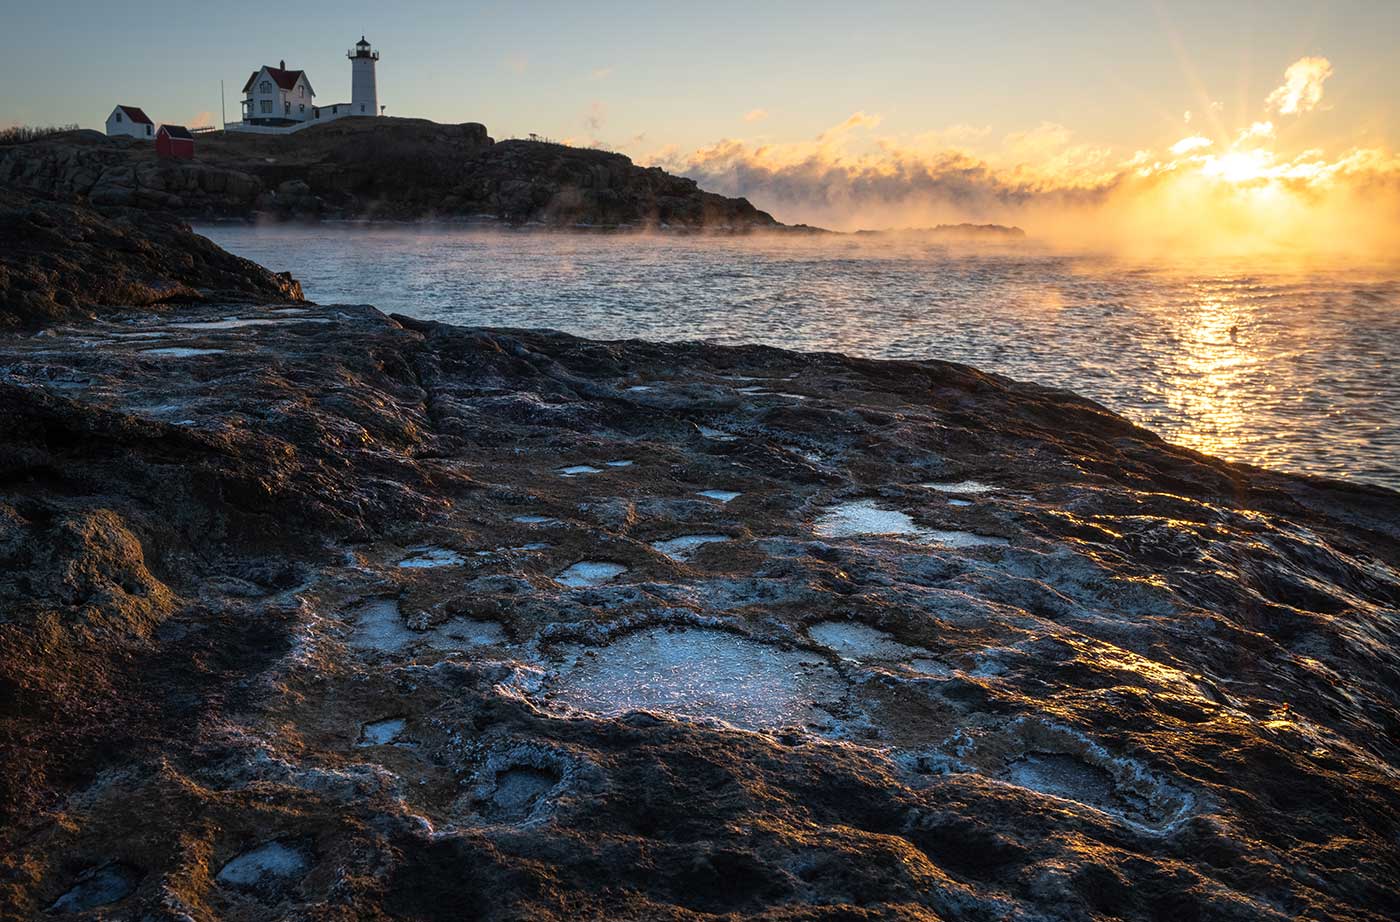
{"left": 546, "top": 626, "right": 842, "bottom": 731}
{"left": 358, "top": 717, "right": 406, "bottom": 746}
{"left": 346, "top": 598, "right": 507, "bottom": 654}
{"left": 141, "top": 347, "right": 225, "bottom": 357}
{"left": 555, "top": 561, "right": 627, "bottom": 587}
{"left": 558, "top": 465, "right": 602, "bottom": 476}
{"left": 808, "top": 621, "right": 949, "bottom": 674}
{"left": 216, "top": 841, "right": 309, "bottom": 889}
{"left": 924, "top": 480, "right": 996, "bottom": 494}
{"left": 814, "top": 500, "right": 1007, "bottom": 548}
{"left": 513, "top": 514, "right": 560, "bottom": 525}
{"left": 50, "top": 864, "right": 139, "bottom": 913}
{"left": 697, "top": 490, "right": 741, "bottom": 502}
{"left": 398, "top": 546, "right": 465, "bottom": 568}
{"left": 651, "top": 534, "right": 728, "bottom": 561}
{"left": 166, "top": 316, "right": 332, "bottom": 330}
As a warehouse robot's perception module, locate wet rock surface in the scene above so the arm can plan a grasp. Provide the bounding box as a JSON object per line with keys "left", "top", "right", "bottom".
{"left": 1, "top": 298, "right": 1399, "bottom": 920}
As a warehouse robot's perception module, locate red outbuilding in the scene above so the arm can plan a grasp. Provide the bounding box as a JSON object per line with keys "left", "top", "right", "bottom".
{"left": 155, "top": 124, "right": 195, "bottom": 159}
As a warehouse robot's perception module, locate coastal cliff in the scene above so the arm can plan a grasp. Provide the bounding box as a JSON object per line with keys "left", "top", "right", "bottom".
{"left": 1, "top": 194, "right": 1399, "bottom": 920}
{"left": 0, "top": 117, "right": 779, "bottom": 228}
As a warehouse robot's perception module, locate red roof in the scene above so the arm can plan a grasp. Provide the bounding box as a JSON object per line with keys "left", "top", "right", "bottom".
{"left": 158, "top": 125, "right": 194, "bottom": 141}
{"left": 116, "top": 105, "right": 153, "bottom": 125}
{"left": 242, "top": 66, "right": 313, "bottom": 95}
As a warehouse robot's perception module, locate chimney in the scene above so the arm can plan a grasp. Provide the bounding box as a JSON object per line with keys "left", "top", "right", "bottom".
{"left": 279, "top": 59, "right": 286, "bottom": 70}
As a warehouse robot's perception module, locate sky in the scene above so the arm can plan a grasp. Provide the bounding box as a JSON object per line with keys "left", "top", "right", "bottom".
{"left": 4, "top": 1, "right": 1398, "bottom": 251}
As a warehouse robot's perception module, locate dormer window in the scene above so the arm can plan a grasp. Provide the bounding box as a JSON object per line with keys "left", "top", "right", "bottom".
{"left": 260, "top": 81, "right": 271, "bottom": 93}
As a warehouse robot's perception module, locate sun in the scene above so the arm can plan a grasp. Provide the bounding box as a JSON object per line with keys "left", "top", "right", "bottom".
{"left": 1200, "top": 149, "right": 1274, "bottom": 184}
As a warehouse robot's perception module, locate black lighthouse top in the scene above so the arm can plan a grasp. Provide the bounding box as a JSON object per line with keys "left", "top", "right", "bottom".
{"left": 349, "top": 36, "right": 379, "bottom": 60}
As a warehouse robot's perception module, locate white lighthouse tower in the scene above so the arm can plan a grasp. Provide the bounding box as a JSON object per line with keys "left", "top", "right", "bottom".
{"left": 348, "top": 36, "right": 379, "bottom": 116}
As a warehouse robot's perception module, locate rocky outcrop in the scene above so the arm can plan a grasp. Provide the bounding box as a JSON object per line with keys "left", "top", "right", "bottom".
{"left": 0, "top": 118, "right": 779, "bottom": 228}
{"left": 1, "top": 292, "right": 1399, "bottom": 919}
{"left": 0, "top": 188, "right": 302, "bottom": 329}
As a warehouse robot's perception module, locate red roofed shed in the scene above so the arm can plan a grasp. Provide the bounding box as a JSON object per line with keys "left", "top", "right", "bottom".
{"left": 156, "top": 124, "right": 195, "bottom": 159}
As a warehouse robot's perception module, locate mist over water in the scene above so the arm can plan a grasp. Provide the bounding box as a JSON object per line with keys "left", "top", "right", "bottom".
{"left": 198, "top": 225, "right": 1400, "bottom": 490}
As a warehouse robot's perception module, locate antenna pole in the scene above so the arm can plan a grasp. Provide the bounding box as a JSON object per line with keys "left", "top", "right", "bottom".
{"left": 220, "top": 80, "right": 227, "bottom": 130}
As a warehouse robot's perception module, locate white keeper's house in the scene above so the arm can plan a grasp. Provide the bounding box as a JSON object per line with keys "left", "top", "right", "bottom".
{"left": 229, "top": 36, "right": 380, "bottom": 135}
{"left": 105, "top": 105, "right": 154, "bottom": 139}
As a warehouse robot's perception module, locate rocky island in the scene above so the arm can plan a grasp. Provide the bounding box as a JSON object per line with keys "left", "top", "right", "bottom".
{"left": 1, "top": 189, "right": 1399, "bottom": 921}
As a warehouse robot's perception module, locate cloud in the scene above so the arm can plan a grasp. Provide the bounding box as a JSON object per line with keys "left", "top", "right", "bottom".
{"left": 1170, "top": 135, "right": 1213, "bottom": 155}
{"left": 190, "top": 110, "right": 214, "bottom": 128}
{"left": 639, "top": 110, "right": 1400, "bottom": 258}
{"left": 743, "top": 108, "right": 769, "bottom": 123}
{"left": 1266, "top": 56, "right": 1333, "bottom": 115}
{"left": 816, "top": 111, "right": 882, "bottom": 141}
{"left": 590, "top": 66, "right": 612, "bottom": 80}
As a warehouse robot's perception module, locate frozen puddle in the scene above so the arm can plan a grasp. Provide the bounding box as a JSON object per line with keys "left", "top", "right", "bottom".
{"left": 546, "top": 627, "right": 842, "bottom": 731}
{"left": 558, "top": 465, "right": 602, "bottom": 476}
{"left": 483, "top": 767, "right": 560, "bottom": 822}
{"left": 814, "top": 500, "right": 1006, "bottom": 547}
{"left": 347, "top": 599, "right": 507, "bottom": 654}
{"left": 513, "top": 514, "right": 560, "bottom": 525}
{"left": 697, "top": 490, "right": 741, "bottom": 502}
{"left": 166, "top": 317, "right": 331, "bottom": 330}
{"left": 924, "top": 480, "right": 996, "bottom": 494}
{"left": 698, "top": 426, "right": 737, "bottom": 441}
{"left": 808, "top": 621, "right": 949, "bottom": 674}
{"left": 141, "top": 347, "right": 225, "bottom": 357}
{"left": 398, "top": 546, "right": 465, "bottom": 568}
{"left": 358, "top": 717, "right": 406, "bottom": 746}
{"left": 605, "top": 459, "right": 634, "bottom": 467}
{"left": 555, "top": 561, "right": 627, "bottom": 587}
{"left": 216, "top": 841, "right": 309, "bottom": 889}
{"left": 50, "top": 863, "right": 139, "bottom": 913}
{"left": 651, "top": 534, "right": 729, "bottom": 561}
{"left": 348, "top": 599, "right": 416, "bottom": 654}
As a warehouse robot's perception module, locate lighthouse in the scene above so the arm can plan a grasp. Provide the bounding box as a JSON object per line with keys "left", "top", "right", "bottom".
{"left": 349, "top": 36, "right": 379, "bottom": 116}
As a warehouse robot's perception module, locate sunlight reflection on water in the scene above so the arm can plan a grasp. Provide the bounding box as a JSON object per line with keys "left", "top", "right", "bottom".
{"left": 197, "top": 225, "right": 1400, "bottom": 490}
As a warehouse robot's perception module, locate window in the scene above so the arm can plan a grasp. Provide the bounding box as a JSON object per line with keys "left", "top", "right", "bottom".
{"left": 284, "top": 102, "right": 291, "bottom": 114}
{"left": 115, "top": 113, "right": 122, "bottom": 122}
{"left": 260, "top": 81, "right": 271, "bottom": 93}
{"left": 298, "top": 86, "right": 304, "bottom": 98}
{"left": 360, "top": 104, "right": 366, "bottom": 112}
{"left": 146, "top": 124, "right": 152, "bottom": 136}
{"left": 298, "top": 104, "right": 304, "bottom": 112}
{"left": 260, "top": 100, "right": 272, "bottom": 114}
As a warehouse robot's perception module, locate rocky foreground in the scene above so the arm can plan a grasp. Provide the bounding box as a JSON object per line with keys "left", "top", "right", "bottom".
{"left": 0, "top": 118, "right": 779, "bottom": 228}
{"left": 2, "top": 205, "right": 1400, "bottom": 921}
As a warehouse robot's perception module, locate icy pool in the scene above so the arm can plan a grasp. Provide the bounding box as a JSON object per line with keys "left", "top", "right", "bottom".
{"left": 546, "top": 626, "right": 841, "bottom": 730}
{"left": 697, "top": 490, "right": 741, "bottom": 502}
{"left": 558, "top": 465, "right": 602, "bottom": 476}
{"left": 924, "top": 480, "right": 996, "bottom": 494}
{"left": 814, "top": 500, "right": 1006, "bottom": 547}
{"left": 555, "top": 561, "right": 627, "bottom": 587}
{"left": 650, "top": 534, "right": 729, "bottom": 561}
{"left": 140, "top": 347, "right": 225, "bottom": 357}
{"left": 398, "top": 546, "right": 465, "bottom": 568}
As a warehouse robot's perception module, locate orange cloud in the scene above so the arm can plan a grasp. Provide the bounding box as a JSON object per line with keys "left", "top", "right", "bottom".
{"left": 743, "top": 108, "right": 769, "bottom": 123}
{"left": 1266, "top": 56, "right": 1333, "bottom": 115}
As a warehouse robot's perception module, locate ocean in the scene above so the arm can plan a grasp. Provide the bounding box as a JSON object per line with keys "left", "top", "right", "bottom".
{"left": 197, "top": 224, "right": 1400, "bottom": 491}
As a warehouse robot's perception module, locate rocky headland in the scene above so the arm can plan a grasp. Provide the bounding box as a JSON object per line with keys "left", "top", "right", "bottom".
{"left": 1, "top": 192, "right": 1399, "bottom": 920}
{"left": 0, "top": 118, "right": 779, "bottom": 228}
